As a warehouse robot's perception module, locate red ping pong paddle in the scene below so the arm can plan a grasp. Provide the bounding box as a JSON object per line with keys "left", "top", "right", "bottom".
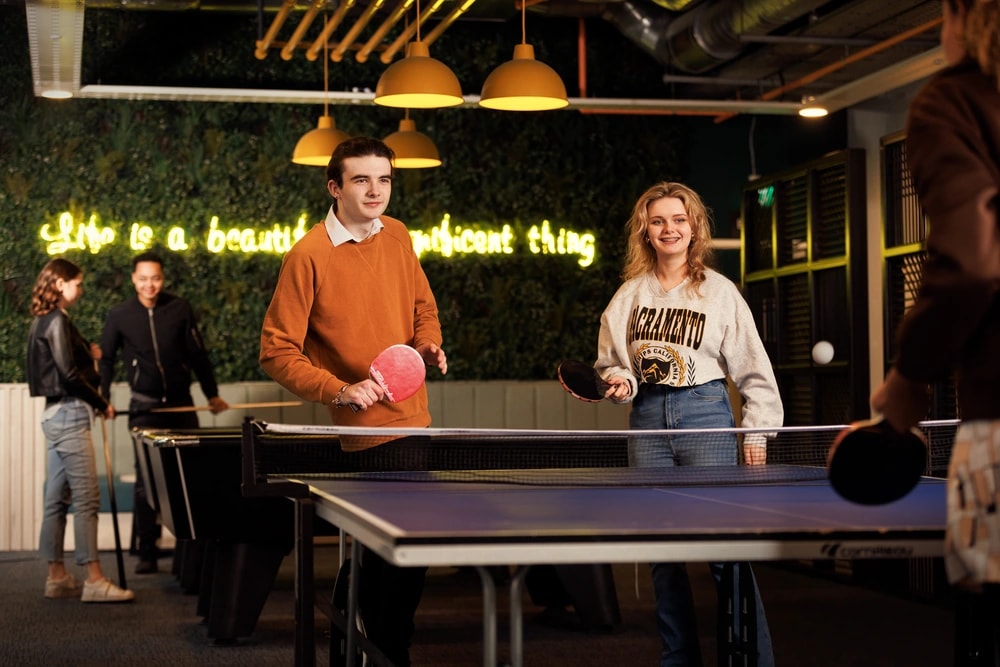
{"left": 349, "top": 344, "right": 426, "bottom": 412}
{"left": 827, "top": 418, "right": 927, "bottom": 505}
{"left": 557, "top": 360, "right": 611, "bottom": 403}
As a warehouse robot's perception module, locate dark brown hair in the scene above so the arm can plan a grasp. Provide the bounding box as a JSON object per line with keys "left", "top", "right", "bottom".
{"left": 30, "top": 258, "right": 81, "bottom": 316}
{"left": 325, "top": 136, "right": 395, "bottom": 187}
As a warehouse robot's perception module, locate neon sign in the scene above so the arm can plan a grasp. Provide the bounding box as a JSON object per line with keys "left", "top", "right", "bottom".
{"left": 39, "top": 213, "right": 116, "bottom": 254}
{"left": 40, "top": 212, "right": 310, "bottom": 256}
{"left": 410, "top": 214, "right": 596, "bottom": 267}
{"left": 38, "top": 211, "right": 597, "bottom": 267}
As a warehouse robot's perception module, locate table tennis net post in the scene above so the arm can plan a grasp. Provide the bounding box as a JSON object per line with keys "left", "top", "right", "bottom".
{"left": 242, "top": 420, "right": 959, "bottom": 489}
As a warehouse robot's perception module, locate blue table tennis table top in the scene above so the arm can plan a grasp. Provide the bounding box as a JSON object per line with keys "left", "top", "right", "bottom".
{"left": 294, "top": 468, "right": 947, "bottom": 568}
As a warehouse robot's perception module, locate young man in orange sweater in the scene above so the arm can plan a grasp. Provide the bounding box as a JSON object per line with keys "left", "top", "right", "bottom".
{"left": 260, "top": 136, "right": 447, "bottom": 666}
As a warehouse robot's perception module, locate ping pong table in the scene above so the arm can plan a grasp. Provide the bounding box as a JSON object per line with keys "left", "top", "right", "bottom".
{"left": 302, "top": 471, "right": 945, "bottom": 667}
{"left": 240, "top": 420, "right": 951, "bottom": 667}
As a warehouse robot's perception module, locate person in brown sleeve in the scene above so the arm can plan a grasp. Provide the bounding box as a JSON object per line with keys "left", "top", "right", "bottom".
{"left": 871, "top": 0, "right": 999, "bottom": 660}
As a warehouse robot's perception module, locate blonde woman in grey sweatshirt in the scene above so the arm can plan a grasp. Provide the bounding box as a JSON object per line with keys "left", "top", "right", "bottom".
{"left": 595, "top": 182, "right": 783, "bottom": 667}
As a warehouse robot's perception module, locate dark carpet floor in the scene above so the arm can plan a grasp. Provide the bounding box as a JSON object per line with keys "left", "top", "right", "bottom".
{"left": 0, "top": 548, "right": 954, "bottom": 666}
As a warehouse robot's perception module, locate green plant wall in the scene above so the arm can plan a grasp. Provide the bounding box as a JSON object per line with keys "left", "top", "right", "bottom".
{"left": 0, "top": 7, "right": 847, "bottom": 383}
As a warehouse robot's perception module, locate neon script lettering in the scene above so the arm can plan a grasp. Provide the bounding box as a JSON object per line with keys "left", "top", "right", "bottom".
{"left": 410, "top": 214, "right": 596, "bottom": 268}
{"left": 39, "top": 211, "right": 596, "bottom": 268}
{"left": 39, "top": 212, "right": 309, "bottom": 256}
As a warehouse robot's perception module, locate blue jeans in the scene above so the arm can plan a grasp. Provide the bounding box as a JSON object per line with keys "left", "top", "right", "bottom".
{"left": 38, "top": 398, "right": 101, "bottom": 566}
{"left": 629, "top": 381, "right": 775, "bottom": 667}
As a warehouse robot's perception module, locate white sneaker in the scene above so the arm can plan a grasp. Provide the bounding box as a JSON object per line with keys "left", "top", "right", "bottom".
{"left": 44, "top": 573, "right": 82, "bottom": 599}
{"left": 81, "top": 578, "right": 135, "bottom": 603}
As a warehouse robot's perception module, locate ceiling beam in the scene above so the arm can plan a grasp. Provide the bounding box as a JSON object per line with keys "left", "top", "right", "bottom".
{"left": 815, "top": 47, "right": 946, "bottom": 114}
{"left": 74, "top": 84, "right": 806, "bottom": 115}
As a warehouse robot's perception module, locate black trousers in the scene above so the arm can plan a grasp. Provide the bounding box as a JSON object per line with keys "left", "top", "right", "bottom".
{"left": 956, "top": 585, "right": 1000, "bottom": 667}
{"left": 358, "top": 547, "right": 427, "bottom": 667}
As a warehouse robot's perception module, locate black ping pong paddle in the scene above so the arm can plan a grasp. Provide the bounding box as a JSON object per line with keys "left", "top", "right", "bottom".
{"left": 557, "top": 360, "right": 611, "bottom": 403}
{"left": 827, "top": 418, "right": 927, "bottom": 505}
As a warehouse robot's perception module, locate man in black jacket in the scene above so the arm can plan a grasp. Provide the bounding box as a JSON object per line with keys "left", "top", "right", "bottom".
{"left": 100, "top": 251, "right": 228, "bottom": 574}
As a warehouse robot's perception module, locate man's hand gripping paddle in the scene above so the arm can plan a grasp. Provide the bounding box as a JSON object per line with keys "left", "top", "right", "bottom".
{"left": 350, "top": 344, "right": 426, "bottom": 412}
{"left": 827, "top": 418, "right": 928, "bottom": 505}
{"left": 557, "top": 360, "right": 611, "bottom": 403}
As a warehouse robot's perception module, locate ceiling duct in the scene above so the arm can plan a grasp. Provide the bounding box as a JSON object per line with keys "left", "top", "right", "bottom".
{"left": 605, "top": 0, "right": 830, "bottom": 74}
{"left": 25, "top": 0, "right": 86, "bottom": 99}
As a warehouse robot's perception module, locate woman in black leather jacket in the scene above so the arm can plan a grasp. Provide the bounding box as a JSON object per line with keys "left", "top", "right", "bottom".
{"left": 26, "top": 258, "right": 134, "bottom": 603}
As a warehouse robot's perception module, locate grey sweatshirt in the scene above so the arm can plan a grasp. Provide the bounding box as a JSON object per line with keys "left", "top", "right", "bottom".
{"left": 596, "top": 269, "right": 783, "bottom": 430}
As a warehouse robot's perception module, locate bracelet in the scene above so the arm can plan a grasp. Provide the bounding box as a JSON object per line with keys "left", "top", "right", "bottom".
{"left": 333, "top": 383, "right": 351, "bottom": 409}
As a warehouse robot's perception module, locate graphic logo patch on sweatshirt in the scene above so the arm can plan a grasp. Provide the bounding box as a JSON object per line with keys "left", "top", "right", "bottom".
{"left": 633, "top": 343, "right": 687, "bottom": 386}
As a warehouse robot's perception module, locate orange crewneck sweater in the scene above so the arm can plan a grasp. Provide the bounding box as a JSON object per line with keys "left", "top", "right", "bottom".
{"left": 260, "top": 217, "right": 442, "bottom": 437}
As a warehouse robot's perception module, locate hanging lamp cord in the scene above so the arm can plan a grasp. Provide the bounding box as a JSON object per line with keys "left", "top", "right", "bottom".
{"left": 322, "top": 13, "right": 329, "bottom": 118}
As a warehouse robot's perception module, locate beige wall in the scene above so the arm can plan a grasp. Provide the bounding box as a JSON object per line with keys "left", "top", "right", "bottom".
{"left": 1, "top": 381, "right": 629, "bottom": 551}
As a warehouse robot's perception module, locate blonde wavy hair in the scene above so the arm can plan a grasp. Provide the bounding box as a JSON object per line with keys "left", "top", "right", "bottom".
{"left": 951, "top": 0, "right": 1000, "bottom": 86}
{"left": 30, "top": 258, "right": 81, "bottom": 317}
{"left": 621, "top": 182, "right": 714, "bottom": 290}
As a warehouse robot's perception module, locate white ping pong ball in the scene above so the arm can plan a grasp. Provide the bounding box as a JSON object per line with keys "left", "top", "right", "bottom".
{"left": 812, "top": 340, "right": 834, "bottom": 365}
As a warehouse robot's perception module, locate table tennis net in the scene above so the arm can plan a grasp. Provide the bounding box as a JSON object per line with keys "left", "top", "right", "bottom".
{"left": 244, "top": 419, "right": 959, "bottom": 488}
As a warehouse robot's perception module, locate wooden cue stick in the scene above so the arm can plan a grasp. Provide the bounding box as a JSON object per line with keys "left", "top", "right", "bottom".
{"left": 99, "top": 415, "right": 127, "bottom": 590}
{"left": 148, "top": 400, "right": 303, "bottom": 413}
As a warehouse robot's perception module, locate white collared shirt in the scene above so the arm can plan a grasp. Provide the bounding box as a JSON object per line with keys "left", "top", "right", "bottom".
{"left": 324, "top": 205, "right": 385, "bottom": 246}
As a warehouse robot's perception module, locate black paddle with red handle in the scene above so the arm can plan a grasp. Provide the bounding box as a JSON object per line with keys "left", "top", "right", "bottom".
{"left": 557, "top": 360, "right": 611, "bottom": 403}
{"left": 827, "top": 418, "right": 928, "bottom": 505}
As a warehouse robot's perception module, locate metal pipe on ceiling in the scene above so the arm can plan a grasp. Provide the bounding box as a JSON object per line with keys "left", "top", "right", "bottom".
{"left": 331, "top": 0, "right": 386, "bottom": 61}
{"left": 379, "top": 0, "right": 449, "bottom": 64}
{"left": 605, "top": 0, "right": 831, "bottom": 74}
{"left": 355, "top": 0, "right": 414, "bottom": 63}
{"left": 739, "top": 34, "right": 878, "bottom": 47}
{"left": 712, "top": 15, "right": 944, "bottom": 122}
{"left": 254, "top": 0, "right": 297, "bottom": 59}
{"left": 304, "top": 0, "right": 356, "bottom": 61}
{"left": 74, "top": 83, "right": 805, "bottom": 114}
{"left": 422, "top": 0, "right": 479, "bottom": 47}
{"left": 755, "top": 16, "right": 943, "bottom": 102}
{"left": 575, "top": 11, "right": 726, "bottom": 118}
{"left": 279, "top": 0, "right": 326, "bottom": 60}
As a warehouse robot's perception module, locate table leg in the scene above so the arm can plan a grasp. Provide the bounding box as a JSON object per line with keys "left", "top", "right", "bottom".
{"left": 475, "top": 567, "right": 498, "bottom": 667}
{"left": 719, "top": 562, "right": 757, "bottom": 667}
{"left": 509, "top": 566, "right": 530, "bottom": 667}
{"left": 739, "top": 562, "right": 758, "bottom": 666}
{"left": 345, "top": 540, "right": 362, "bottom": 667}
{"left": 295, "top": 498, "right": 315, "bottom": 667}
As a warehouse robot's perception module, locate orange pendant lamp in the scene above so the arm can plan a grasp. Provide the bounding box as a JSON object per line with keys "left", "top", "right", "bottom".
{"left": 292, "top": 15, "right": 351, "bottom": 166}
{"left": 479, "top": 0, "right": 568, "bottom": 111}
{"left": 384, "top": 110, "right": 442, "bottom": 168}
{"left": 373, "top": 0, "right": 464, "bottom": 109}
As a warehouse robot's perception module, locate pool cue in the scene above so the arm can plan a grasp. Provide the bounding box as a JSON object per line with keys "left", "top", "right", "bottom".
{"left": 116, "top": 400, "right": 302, "bottom": 416}
{"left": 99, "top": 414, "right": 127, "bottom": 590}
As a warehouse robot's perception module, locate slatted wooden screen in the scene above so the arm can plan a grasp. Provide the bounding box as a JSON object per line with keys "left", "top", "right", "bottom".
{"left": 881, "top": 133, "right": 958, "bottom": 423}
{"left": 742, "top": 149, "right": 868, "bottom": 426}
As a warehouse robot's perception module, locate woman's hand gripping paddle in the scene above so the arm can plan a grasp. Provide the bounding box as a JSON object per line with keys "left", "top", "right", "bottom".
{"left": 349, "top": 344, "right": 427, "bottom": 412}
{"left": 827, "top": 418, "right": 927, "bottom": 505}
{"left": 557, "top": 360, "right": 611, "bottom": 403}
